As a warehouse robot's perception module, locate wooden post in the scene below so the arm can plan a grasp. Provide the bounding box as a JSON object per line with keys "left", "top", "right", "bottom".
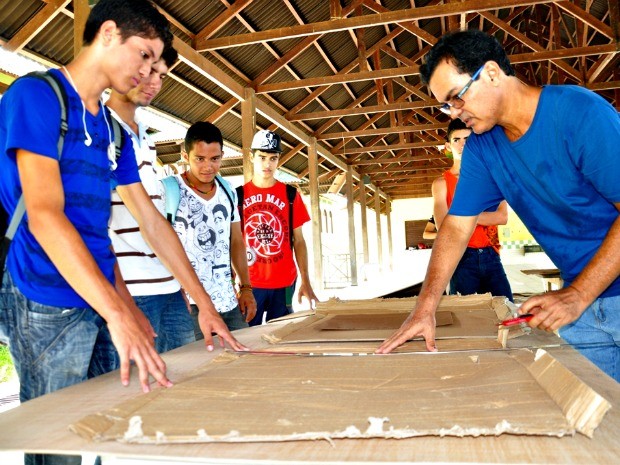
{"left": 308, "top": 138, "right": 323, "bottom": 290}
{"left": 375, "top": 190, "right": 383, "bottom": 272}
{"left": 355, "top": 6, "right": 366, "bottom": 72}
{"left": 346, "top": 166, "right": 358, "bottom": 286}
{"left": 329, "top": 0, "right": 342, "bottom": 20}
{"left": 73, "top": 0, "right": 89, "bottom": 57}
{"left": 359, "top": 181, "right": 369, "bottom": 280}
{"left": 386, "top": 198, "right": 393, "bottom": 271}
{"left": 241, "top": 87, "right": 256, "bottom": 182}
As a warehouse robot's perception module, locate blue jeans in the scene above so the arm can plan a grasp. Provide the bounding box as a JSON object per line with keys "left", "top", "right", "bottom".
{"left": 89, "top": 291, "right": 195, "bottom": 374}
{"left": 449, "top": 247, "right": 513, "bottom": 301}
{"left": 249, "top": 281, "right": 296, "bottom": 326}
{"left": 136, "top": 291, "right": 195, "bottom": 353}
{"left": 559, "top": 294, "right": 620, "bottom": 382}
{"left": 190, "top": 304, "right": 248, "bottom": 337}
{"left": 0, "top": 270, "right": 100, "bottom": 465}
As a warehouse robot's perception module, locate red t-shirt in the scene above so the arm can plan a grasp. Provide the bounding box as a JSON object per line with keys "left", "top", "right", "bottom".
{"left": 240, "top": 181, "right": 311, "bottom": 288}
{"left": 444, "top": 170, "right": 500, "bottom": 254}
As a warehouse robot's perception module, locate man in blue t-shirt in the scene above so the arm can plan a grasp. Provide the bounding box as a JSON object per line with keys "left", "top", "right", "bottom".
{"left": 378, "top": 30, "right": 619, "bottom": 382}
{"left": 0, "top": 0, "right": 246, "bottom": 423}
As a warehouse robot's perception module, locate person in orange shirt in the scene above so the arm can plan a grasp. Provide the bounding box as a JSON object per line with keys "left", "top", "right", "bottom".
{"left": 431, "top": 118, "right": 513, "bottom": 301}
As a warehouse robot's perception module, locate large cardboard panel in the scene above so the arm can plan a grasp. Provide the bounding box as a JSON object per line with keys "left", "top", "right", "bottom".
{"left": 71, "top": 349, "right": 610, "bottom": 444}
{"left": 264, "top": 294, "right": 515, "bottom": 344}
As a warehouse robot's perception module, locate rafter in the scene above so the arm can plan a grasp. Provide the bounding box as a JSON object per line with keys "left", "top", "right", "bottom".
{"left": 318, "top": 123, "right": 445, "bottom": 140}
{"left": 555, "top": 1, "right": 614, "bottom": 39}
{"left": 351, "top": 154, "right": 447, "bottom": 165}
{"left": 197, "top": 0, "right": 552, "bottom": 50}
{"left": 256, "top": 65, "right": 420, "bottom": 93}
{"left": 4, "top": 0, "right": 71, "bottom": 52}
{"left": 194, "top": 0, "right": 255, "bottom": 43}
{"left": 335, "top": 141, "right": 441, "bottom": 155}
{"left": 480, "top": 11, "right": 581, "bottom": 81}
{"left": 285, "top": 27, "right": 405, "bottom": 117}
{"left": 509, "top": 43, "right": 618, "bottom": 64}
{"left": 289, "top": 99, "right": 435, "bottom": 122}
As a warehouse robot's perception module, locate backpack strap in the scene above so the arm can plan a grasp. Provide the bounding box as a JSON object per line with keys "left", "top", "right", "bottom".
{"left": 214, "top": 175, "right": 238, "bottom": 274}
{"left": 214, "top": 175, "right": 237, "bottom": 221}
{"left": 286, "top": 184, "right": 297, "bottom": 249}
{"left": 235, "top": 185, "right": 244, "bottom": 230}
{"left": 27, "top": 71, "right": 69, "bottom": 157}
{"left": 109, "top": 111, "right": 124, "bottom": 161}
{"left": 161, "top": 176, "right": 181, "bottom": 224}
{"left": 3, "top": 71, "right": 68, "bottom": 239}
{"left": 5, "top": 197, "right": 25, "bottom": 241}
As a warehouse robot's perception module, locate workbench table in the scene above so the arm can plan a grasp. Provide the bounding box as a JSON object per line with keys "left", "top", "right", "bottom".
{"left": 0, "top": 320, "right": 618, "bottom": 465}
{"left": 520, "top": 268, "right": 563, "bottom": 292}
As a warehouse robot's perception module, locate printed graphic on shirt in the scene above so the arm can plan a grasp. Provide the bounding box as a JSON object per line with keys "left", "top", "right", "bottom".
{"left": 173, "top": 185, "right": 237, "bottom": 313}
{"left": 242, "top": 193, "right": 290, "bottom": 267}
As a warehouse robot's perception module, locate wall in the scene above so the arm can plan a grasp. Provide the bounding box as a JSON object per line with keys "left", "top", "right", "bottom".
{"left": 391, "top": 197, "right": 435, "bottom": 252}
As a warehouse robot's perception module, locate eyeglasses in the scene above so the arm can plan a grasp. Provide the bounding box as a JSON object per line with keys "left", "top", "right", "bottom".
{"left": 439, "top": 66, "right": 484, "bottom": 115}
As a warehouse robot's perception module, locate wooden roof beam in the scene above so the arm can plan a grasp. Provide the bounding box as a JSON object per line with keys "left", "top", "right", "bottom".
{"left": 155, "top": 4, "right": 195, "bottom": 40}
{"left": 587, "top": 79, "right": 620, "bottom": 91}
{"left": 480, "top": 11, "right": 581, "bottom": 81}
{"left": 380, "top": 175, "right": 439, "bottom": 182}
{"left": 587, "top": 52, "right": 619, "bottom": 84}
{"left": 318, "top": 123, "right": 445, "bottom": 140}
{"left": 374, "top": 172, "right": 447, "bottom": 182}
{"left": 289, "top": 99, "right": 435, "bottom": 121}
{"left": 196, "top": 0, "right": 554, "bottom": 50}
{"left": 361, "top": 0, "right": 437, "bottom": 45}
{"left": 194, "top": 0, "right": 255, "bottom": 44}
{"left": 209, "top": 0, "right": 329, "bottom": 125}
{"left": 388, "top": 191, "right": 433, "bottom": 197}
{"left": 352, "top": 153, "right": 447, "bottom": 165}
{"left": 283, "top": 0, "right": 365, "bottom": 106}
{"left": 509, "top": 43, "right": 618, "bottom": 65}
{"left": 4, "top": 0, "right": 71, "bottom": 52}
{"left": 194, "top": 1, "right": 330, "bottom": 137}
{"left": 289, "top": 45, "right": 618, "bottom": 122}
{"left": 256, "top": 54, "right": 418, "bottom": 93}
{"left": 380, "top": 180, "right": 436, "bottom": 188}
{"left": 284, "top": 27, "right": 404, "bottom": 117}
{"left": 278, "top": 143, "right": 304, "bottom": 166}
{"left": 323, "top": 88, "right": 419, "bottom": 154}
{"left": 609, "top": 0, "right": 620, "bottom": 43}
{"left": 174, "top": 37, "right": 245, "bottom": 101}
{"left": 361, "top": 164, "right": 443, "bottom": 174}
{"left": 555, "top": 1, "right": 614, "bottom": 39}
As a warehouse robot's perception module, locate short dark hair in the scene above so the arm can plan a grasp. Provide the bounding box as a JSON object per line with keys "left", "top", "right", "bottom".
{"left": 160, "top": 46, "right": 178, "bottom": 69}
{"left": 420, "top": 30, "right": 515, "bottom": 85}
{"left": 83, "top": 0, "right": 172, "bottom": 49}
{"left": 184, "top": 122, "right": 224, "bottom": 153}
{"left": 213, "top": 204, "right": 228, "bottom": 220}
{"left": 446, "top": 118, "right": 470, "bottom": 141}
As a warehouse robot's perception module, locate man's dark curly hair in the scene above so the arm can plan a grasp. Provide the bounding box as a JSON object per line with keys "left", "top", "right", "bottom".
{"left": 420, "top": 30, "right": 515, "bottom": 84}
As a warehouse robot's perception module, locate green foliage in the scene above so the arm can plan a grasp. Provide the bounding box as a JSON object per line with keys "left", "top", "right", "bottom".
{"left": 0, "top": 345, "right": 15, "bottom": 383}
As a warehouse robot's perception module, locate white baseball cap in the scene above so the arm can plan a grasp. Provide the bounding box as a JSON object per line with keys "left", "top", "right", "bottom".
{"left": 251, "top": 130, "right": 282, "bottom": 153}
